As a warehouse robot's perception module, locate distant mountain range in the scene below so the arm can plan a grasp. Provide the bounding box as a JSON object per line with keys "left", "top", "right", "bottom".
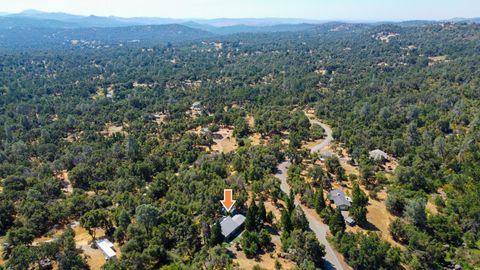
{"left": 0, "top": 10, "right": 329, "bottom": 33}
{"left": 0, "top": 10, "right": 479, "bottom": 49}
{"left": 2, "top": 9, "right": 477, "bottom": 34}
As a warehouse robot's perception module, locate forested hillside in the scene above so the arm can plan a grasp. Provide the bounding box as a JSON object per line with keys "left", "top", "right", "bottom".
{"left": 0, "top": 21, "right": 479, "bottom": 270}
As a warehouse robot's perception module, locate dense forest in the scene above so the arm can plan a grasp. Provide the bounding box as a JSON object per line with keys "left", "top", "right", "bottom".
{"left": 0, "top": 21, "right": 480, "bottom": 270}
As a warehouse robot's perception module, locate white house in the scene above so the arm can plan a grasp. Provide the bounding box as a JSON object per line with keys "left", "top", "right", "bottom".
{"left": 96, "top": 239, "right": 117, "bottom": 260}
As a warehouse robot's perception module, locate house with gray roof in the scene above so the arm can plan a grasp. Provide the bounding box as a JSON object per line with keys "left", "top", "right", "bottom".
{"left": 220, "top": 214, "right": 246, "bottom": 241}
{"left": 328, "top": 189, "right": 351, "bottom": 210}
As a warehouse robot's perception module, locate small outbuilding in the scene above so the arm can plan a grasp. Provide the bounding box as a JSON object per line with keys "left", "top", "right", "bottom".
{"left": 96, "top": 239, "right": 117, "bottom": 260}
{"left": 345, "top": 217, "right": 356, "bottom": 226}
{"left": 220, "top": 214, "right": 246, "bottom": 241}
{"left": 328, "top": 189, "right": 351, "bottom": 210}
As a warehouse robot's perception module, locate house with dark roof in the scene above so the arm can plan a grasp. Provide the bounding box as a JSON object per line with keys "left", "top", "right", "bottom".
{"left": 328, "top": 189, "right": 351, "bottom": 210}
{"left": 220, "top": 214, "right": 246, "bottom": 241}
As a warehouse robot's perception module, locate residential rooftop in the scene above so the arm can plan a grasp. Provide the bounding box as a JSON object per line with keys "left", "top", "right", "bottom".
{"left": 220, "top": 214, "right": 246, "bottom": 239}
{"left": 96, "top": 239, "right": 116, "bottom": 259}
{"left": 328, "top": 189, "right": 351, "bottom": 209}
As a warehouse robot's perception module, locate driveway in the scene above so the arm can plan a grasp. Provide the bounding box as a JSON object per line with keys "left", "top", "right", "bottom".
{"left": 274, "top": 116, "right": 347, "bottom": 270}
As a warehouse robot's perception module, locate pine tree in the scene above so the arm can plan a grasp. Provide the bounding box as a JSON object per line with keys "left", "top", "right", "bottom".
{"left": 209, "top": 221, "right": 224, "bottom": 246}
{"left": 351, "top": 182, "right": 368, "bottom": 208}
{"left": 245, "top": 199, "right": 258, "bottom": 231}
{"left": 314, "top": 187, "right": 326, "bottom": 214}
{"left": 257, "top": 200, "right": 266, "bottom": 225}
{"left": 350, "top": 181, "right": 368, "bottom": 225}
{"left": 286, "top": 191, "right": 295, "bottom": 214}
{"left": 328, "top": 208, "right": 345, "bottom": 235}
{"left": 281, "top": 209, "right": 293, "bottom": 233}
{"left": 291, "top": 206, "right": 309, "bottom": 231}
{"left": 350, "top": 205, "right": 368, "bottom": 225}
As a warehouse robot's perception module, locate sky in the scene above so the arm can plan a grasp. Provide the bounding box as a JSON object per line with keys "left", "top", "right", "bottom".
{"left": 0, "top": 0, "right": 479, "bottom": 20}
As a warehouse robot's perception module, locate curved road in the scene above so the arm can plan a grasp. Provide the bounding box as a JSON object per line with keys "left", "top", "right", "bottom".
{"left": 275, "top": 115, "right": 346, "bottom": 270}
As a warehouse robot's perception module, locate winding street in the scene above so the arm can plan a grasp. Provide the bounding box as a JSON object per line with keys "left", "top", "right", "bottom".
{"left": 274, "top": 115, "right": 347, "bottom": 270}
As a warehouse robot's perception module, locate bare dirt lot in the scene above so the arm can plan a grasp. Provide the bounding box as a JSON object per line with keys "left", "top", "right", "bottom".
{"left": 212, "top": 127, "right": 238, "bottom": 153}
{"left": 249, "top": 132, "right": 263, "bottom": 146}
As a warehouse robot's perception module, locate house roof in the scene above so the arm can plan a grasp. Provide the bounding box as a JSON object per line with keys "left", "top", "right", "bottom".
{"left": 96, "top": 239, "right": 116, "bottom": 258}
{"left": 369, "top": 149, "right": 389, "bottom": 161}
{"left": 328, "top": 189, "right": 351, "bottom": 207}
{"left": 220, "top": 214, "right": 245, "bottom": 238}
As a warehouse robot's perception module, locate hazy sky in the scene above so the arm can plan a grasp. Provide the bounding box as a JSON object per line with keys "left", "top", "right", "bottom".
{"left": 0, "top": 0, "right": 478, "bottom": 20}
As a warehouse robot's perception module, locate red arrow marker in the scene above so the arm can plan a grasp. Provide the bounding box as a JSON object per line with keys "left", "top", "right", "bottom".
{"left": 221, "top": 189, "right": 236, "bottom": 212}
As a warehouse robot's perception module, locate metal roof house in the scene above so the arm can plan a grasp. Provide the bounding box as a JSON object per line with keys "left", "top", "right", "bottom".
{"left": 328, "top": 189, "right": 351, "bottom": 210}
{"left": 96, "top": 239, "right": 117, "bottom": 260}
{"left": 220, "top": 214, "right": 246, "bottom": 241}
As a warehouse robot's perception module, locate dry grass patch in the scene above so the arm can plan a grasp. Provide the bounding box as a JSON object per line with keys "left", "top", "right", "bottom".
{"left": 245, "top": 115, "right": 255, "bottom": 128}
{"left": 65, "top": 132, "right": 82, "bottom": 142}
{"left": 100, "top": 123, "right": 127, "bottom": 137}
{"left": 248, "top": 133, "right": 263, "bottom": 146}
{"left": 54, "top": 170, "right": 73, "bottom": 194}
{"left": 428, "top": 55, "right": 449, "bottom": 66}
{"left": 230, "top": 234, "right": 296, "bottom": 270}
{"left": 212, "top": 127, "right": 238, "bottom": 153}
{"left": 331, "top": 182, "right": 402, "bottom": 248}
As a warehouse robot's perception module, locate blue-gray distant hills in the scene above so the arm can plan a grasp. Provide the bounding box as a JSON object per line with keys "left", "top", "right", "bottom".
{"left": 0, "top": 9, "right": 328, "bottom": 30}
{"left": 0, "top": 10, "right": 478, "bottom": 48}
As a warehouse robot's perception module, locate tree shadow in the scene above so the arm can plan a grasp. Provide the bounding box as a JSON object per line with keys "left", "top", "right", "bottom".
{"left": 322, "top": 260, "right": 338, "bottom": 270}
{"left": 359, "top": 220, "right": 380, "bottom": 231}
{"left": 226, "top": 248, "right": 237, "bottom": 259}
{"left": 264, "top": 224, "right": 279, "bottom": 236}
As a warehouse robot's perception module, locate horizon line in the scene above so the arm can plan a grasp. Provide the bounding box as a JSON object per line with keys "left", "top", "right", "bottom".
{"left": 0, "top": 9, "right": 478, "bottom": 23}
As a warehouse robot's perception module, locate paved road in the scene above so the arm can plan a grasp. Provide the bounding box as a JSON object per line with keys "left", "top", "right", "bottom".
{"left": 309, "top": 118, "right": 334, "bottom": 155}
{"left": 274, "top": 116, "right": 346, "bottom": 270}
